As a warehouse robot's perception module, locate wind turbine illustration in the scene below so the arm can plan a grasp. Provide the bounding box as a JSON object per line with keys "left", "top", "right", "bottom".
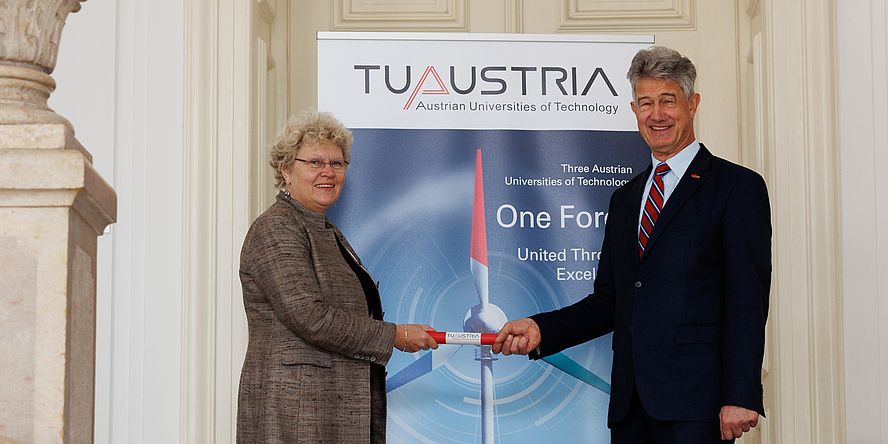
{"left": 463, "top": 149, "right": 508, "bottom": 443}
{"left": 386, "top": 149, "right": 611, "bottom": 442}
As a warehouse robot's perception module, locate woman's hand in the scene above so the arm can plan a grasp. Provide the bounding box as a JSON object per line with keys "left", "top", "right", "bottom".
{"left": 394, "top": 324, "right": 439, "bottom": 353}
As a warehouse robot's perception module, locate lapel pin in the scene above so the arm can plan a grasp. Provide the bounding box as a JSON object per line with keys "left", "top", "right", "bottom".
{"left": 691, "top": 174, "right": 700, "bottom": 179}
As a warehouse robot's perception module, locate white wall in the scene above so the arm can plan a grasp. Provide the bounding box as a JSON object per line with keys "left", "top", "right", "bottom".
{"left": 49, "top": 1, "right": 185, "bottom": 442}
{"left": 42, "top": 0, "right": 888, "bottom": 442}
{"left": 836, "top": 1, "right": 888, "bottom": 442}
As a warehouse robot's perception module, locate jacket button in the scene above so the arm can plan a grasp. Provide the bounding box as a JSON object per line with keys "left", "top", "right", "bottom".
{"left": 635, "top": 281, "right": 642, "bottom": 288}
{"left": 353, "top": 354, "right": 361, "bottom": 359}
{"left": 370, "top": 356, "right": 377, "bottom": 362}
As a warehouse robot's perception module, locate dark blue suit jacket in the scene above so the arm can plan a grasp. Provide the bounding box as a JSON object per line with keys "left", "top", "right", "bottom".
{"left": 531, "top": 145, "right": 771, "bottom": 425}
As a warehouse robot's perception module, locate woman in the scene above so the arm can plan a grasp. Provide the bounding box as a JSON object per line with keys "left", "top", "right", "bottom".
{"left": 237, "top": 110, "right": 438, "bottom": 443}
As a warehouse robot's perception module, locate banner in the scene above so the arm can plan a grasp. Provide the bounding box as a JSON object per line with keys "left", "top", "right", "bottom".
{"left": 319, "top": 32, "right": 653, "bottom": 443}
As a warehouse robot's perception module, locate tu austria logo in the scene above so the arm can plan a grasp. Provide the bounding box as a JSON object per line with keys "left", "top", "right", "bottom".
{"left": 353, "top": 64, "right": 619, "bottom": 110}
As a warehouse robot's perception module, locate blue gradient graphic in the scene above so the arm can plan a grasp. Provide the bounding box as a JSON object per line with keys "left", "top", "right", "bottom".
{"left": 328, "top": 129, "right": 649, "bottom": 443}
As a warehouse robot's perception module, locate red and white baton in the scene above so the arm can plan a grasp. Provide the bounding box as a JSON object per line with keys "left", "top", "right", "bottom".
{"left": 428, "top": 331, "right": 496, "bottom": 346}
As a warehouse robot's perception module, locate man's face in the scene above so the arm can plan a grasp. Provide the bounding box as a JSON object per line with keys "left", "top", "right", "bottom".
{"left": 630, "top": 78, "right": 700, "bottom": 161}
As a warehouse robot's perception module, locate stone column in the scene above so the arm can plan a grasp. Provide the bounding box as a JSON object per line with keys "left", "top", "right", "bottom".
{"left": 0, "top": 1, "right": 116, "bottom": 443}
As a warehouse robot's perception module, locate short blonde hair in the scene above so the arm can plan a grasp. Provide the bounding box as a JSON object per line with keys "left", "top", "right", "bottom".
{"left": 269, "top": 110, "right": 354, "bottom": 188}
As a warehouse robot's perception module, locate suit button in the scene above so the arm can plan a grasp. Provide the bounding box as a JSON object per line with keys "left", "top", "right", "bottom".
{"left": 370, "top": 356, "right": 377, "bottom": 362}
{"left": 353, "top": 354, "right": 362, "bottom": 360}
{"left": 635, "top": 281, "right": 642, "bottom": 288}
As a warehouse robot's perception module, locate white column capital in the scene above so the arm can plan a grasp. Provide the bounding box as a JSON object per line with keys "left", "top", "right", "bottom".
{"left": 0, "top": 0, "right": 87, "bottom": 130}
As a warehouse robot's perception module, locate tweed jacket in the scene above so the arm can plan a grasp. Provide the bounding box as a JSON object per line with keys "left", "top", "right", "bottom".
{"left": 237, "top": 192, "right": 398, "bottom": 443}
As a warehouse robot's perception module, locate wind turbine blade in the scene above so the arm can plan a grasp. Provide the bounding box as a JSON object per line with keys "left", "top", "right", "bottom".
{"left": 432, "top": 342, "right": 462, "bottom": 368}
{"left": 471, "top": 149, "right": 489, "bottom": 307}
{"left": 471, "top": 258, "right": 489, "bottom": 308}
{"left": 542, "top": 353, "right": 611, "bottom": 394}
{"left": 386, "top": 345, "right": 462, "bottom": 393}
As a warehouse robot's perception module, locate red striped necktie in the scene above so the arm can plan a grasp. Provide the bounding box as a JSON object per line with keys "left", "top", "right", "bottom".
{"left": 638, "top": 162, "right": 670, "bottom": 258}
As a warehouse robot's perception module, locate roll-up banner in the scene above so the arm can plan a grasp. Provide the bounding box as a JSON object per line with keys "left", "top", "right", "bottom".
{"left": 319, "top": 32, "right": 653, "bottom": 443}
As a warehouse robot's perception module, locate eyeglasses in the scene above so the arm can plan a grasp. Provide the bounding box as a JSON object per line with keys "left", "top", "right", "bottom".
{"left": 294, "top": 157, "right": 349, "bottom": 171}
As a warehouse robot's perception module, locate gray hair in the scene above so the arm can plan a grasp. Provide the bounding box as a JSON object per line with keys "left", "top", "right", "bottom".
{"left": 269, "top": 110, "right": 354, "bottom": 188}
{"left": 627, "top": 46, "right": 697, "bottom": 100}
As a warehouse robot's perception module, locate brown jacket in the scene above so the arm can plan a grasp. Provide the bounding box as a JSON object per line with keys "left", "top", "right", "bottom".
{"left": 237, "top": 193, "right": 397, "bottom": 443}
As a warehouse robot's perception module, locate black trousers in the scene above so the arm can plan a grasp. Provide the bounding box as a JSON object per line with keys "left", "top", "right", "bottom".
{"left": 610, "top": 386, "right": 734, "bottom": 444}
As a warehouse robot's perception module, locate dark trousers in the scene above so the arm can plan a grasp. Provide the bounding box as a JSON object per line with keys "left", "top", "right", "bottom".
{"left": 610, "top": 386, "right": 733, "bottom": 444}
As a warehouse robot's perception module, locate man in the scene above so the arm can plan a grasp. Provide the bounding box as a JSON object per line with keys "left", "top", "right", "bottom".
{"left": 492, "top": 46, "right": 771, "bottom": 443}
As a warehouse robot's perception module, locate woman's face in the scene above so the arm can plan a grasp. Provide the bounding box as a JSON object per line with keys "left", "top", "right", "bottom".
{"left": 281, "top": 141, "right": 346, "bottom": 213}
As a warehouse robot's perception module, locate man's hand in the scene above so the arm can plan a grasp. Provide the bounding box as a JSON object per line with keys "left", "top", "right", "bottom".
{"left": 492, "top": 318, "right": 541, "bottom": 355}
{"left": 719, "top": 405, "right": 759, "bottom": 440}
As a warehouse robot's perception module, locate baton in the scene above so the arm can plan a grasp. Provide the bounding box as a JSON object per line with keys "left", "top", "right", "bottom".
{"left": 428, "top": 331, "right": 496, "bottom": 346}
